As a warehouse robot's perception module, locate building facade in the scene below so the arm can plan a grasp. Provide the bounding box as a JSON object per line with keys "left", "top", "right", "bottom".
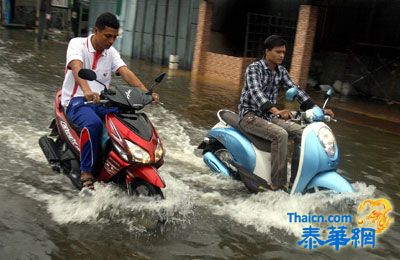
{"left": 87, "top": 0, "right": 400, "bottom": 100}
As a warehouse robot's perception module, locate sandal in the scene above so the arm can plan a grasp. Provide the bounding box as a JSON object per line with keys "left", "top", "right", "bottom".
{"left": 80, "top": 176, "right": 96, "bottom": 190}
{"left": 269, "top": 183, "right": 289, "bottom": 193}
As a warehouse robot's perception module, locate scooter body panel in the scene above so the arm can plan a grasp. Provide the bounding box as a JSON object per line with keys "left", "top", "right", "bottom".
{"left": 208, "top": 126, "right": 256, "bottom": 172}
{"left": 291, "top": 122, "right": 340, "bottom": 194}
{"left": 306, "top": 171, "right": 354, "bottom": 192}
{"left": 203, "top": 151, "right": 231, "bottom": 176}
{"left": 106, "top": 114, "right": 160, "bottom": 162}
{"left": 126, "top": 165, "right": 166, "bottom": 188}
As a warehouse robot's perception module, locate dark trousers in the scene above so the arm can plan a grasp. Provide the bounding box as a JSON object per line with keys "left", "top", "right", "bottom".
{"left": 239, "top": 112, "right": 302, "bottom": 186}
{"left": 66, "top": 97, "right": 118, "bottom": 174}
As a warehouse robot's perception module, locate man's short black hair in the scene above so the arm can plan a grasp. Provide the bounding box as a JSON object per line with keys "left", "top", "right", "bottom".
{"left": 95, "top": 12, "right": 120, "bottom": 30}
{"left": 263, "top": 35, "right": 286, "bottom": 50}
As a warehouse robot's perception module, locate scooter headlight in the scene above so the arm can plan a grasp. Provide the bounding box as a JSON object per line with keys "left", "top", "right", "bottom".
{"left": 155, "top": 138, "right": 165, "bottom": 162}
{"left": 125, "top": 139, "right": 151, "bottom": 164}
{"left": 317, "top": 126, "right": 337, "bottom": 158}
{"left": 113, "top": 142, "right": 129, "bottom": 162}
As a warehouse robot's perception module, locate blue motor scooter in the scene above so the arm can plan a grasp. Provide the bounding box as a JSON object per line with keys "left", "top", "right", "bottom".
{"left": 198, "top": 88, "right": 354, "bottom": 194}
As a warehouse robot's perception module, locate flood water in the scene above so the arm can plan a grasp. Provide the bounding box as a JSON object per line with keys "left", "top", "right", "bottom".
{"left": 0, "top": 28, "right": 399, "bottom": 259}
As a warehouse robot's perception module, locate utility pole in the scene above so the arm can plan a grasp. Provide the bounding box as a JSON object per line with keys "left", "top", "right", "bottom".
{"left": 37, "top": 0, "right": 47, "bottom": 42}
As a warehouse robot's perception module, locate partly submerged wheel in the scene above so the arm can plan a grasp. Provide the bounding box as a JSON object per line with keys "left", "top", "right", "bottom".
{"left": 129, "top": 178, "right": 164, "bottom": 199}
{"left": 208, "top": 144, "right": 239, "bottom": 179}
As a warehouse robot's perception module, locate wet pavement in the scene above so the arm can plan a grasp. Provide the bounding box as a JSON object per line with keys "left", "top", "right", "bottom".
{"left": 309, "top": 92, "right": 400, "bottom": 135}
{"left": 0, "top": 27, "right": 399, "bottom": 259}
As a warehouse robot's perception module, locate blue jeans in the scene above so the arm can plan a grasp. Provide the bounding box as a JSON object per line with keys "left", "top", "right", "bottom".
{"left": 66, "top": 97, "right": 118, "bottom": 174}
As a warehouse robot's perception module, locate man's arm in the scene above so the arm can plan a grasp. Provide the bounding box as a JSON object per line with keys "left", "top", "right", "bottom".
{"left": 69, "top": 60, "right": 100, "bottom": 103}
{"left": 280, "top": 67, "right": 315, "bottom": 111}
{"left": 117, "top": 66, "right": 160, "bottom": 102}
{"left": 117, "top": 66, "right": 147, "bottom": 92}
{"left": 280, "top": 67, "right": 334, "bottom": 117}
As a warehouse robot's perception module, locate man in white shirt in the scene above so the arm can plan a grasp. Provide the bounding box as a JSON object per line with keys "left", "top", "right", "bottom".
{"left": 62, "top": 12, "right": 159, "bottom": 189}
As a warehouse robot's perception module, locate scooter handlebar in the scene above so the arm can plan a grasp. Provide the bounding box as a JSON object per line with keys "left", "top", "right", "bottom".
{"left": 84, "top": 100, "right": 109, "bottom": 105}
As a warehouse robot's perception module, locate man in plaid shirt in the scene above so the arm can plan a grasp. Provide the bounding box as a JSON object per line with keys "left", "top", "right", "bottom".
{"left": 238, "top": 35, "right": 334, "bottom": 191}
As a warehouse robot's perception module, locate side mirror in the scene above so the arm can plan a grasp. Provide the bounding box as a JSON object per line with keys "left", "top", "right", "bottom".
{"left": 78, "top": 69, "right": 97, "bottom": 81}
{"left": 155, "top": 72, "right": 166, "bottom": 83}
{"left": 325, "top": 88, "right": 334, "bottom": 98}
{"left": 285, "top": 87, "right": 299, "bottom": 101}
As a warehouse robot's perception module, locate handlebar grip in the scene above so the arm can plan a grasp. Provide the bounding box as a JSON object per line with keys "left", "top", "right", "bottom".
{"left": 84, "top": 100, "right": 108, "bottom": 105}
{"left": 323, "top": 115, "right": 337, "bottom": 123}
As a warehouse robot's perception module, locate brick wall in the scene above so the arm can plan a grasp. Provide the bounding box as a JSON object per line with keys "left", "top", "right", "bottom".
{"left": 192, "top": 1, "right": 212, "bottom": 75}
{"left": 199, "top": 52, "right": 254, "bottom": 85}
{"left": 290, "top": 5, "right": 319, "bottom": 89}
{"left": 192, "top": 1, "right": 254, "bottom": 85}
{"left": 193, "top": 1, "right": 319, "bottom": 87}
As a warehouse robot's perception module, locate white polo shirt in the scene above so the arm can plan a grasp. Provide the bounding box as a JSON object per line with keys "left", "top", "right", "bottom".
{"left": 61, "top": 34, "right": 126, "bottom": 107}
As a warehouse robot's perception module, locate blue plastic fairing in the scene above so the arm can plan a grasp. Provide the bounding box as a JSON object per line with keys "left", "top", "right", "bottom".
{"left": 292, "top": 128, "right": 339, "bottom": 194}
{"left": 203, "top": 151, "right": 230, "bottom": 177}
{"left": 306, "top": 171, "right": 354, "bottom": 193}
{"left": 208, "top": 127, "right": 256, "bottom": 172}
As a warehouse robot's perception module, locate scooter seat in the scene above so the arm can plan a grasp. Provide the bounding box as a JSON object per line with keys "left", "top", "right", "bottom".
{"left": 218, "top": 110, "right": 271, "bottom": 152}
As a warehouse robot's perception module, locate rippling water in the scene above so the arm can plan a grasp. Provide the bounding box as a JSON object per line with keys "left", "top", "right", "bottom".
{"left": 0, "top": 28, "right": 399, "bottom": 259}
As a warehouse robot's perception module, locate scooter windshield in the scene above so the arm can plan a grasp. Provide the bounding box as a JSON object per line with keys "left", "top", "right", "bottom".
{"left": 106, "top": 86, "right": 153, "bottom": 110}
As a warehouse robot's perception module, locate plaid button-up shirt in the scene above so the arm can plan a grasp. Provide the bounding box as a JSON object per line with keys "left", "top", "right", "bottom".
{"left": 239, "top": 59, "right": 314, "bottom": 119}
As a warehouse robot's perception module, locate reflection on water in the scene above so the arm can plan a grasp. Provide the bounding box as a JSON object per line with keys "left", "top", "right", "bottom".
{"left": 0, "top": 28, "right": 400, "bottom": 259}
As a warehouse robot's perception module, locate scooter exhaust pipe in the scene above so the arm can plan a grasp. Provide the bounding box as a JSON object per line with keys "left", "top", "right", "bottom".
{"left": 38, "top": 136, "right": 61, "bottom": 172}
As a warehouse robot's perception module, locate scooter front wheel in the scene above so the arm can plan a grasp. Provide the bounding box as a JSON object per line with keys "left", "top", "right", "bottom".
{"left": 130, "top": 178, "right": 164, "bottom": 199}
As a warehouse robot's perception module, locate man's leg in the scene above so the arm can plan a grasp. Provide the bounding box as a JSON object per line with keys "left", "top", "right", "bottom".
{"left": 66, "top": 99, "right": 103, "bottom": 187}
{"left": 239, "top": 113, "right": 288, "bottom": 188}
{"left": 271, "top": 118, "right": 303, "bottom": 184}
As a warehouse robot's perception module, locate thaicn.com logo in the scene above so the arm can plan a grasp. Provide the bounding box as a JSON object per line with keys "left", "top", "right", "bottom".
{"left": 288, "top": 198, "right": 394, "bottom": 251}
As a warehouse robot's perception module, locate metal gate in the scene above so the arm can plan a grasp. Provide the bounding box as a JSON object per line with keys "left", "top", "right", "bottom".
{"left": 244, "top": 12, "right": 296, "bottom": 67}
{"left": 132, "top": 0, "right": 199, "bottom": 70}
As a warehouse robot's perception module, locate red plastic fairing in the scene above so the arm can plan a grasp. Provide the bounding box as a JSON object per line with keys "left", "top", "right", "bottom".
{"left": 97, "top": 150, "right": 130, "bottom": 181}
{"left": 54, "top": 90, "right": 80, "bottom": 153}
{"left": 126, "top": 165, "right": 165, "bottom": 188}
{"left": 105, "top": 114, "right": 160, "bottom": 162}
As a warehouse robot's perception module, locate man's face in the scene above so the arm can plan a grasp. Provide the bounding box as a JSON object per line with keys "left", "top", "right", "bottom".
{"left": 94, "top": 26, "right": 119, "bottom": 50}
{"left": 265, "top": 45, "right": 286, "bottom": 65}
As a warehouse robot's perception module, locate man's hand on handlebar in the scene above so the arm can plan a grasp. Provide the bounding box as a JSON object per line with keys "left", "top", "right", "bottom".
{"left": 151, "top": 92, "right": 160, "bottom": 103}
{"left": 324, "top": 108, "right": 335, "bottom": 118}
{"left": 269, "top": 107, "right": 292, "bottom": 120}
{"left": 276, "top": 109, "right": 293, "bottom": 120}
{"left": 84, "top": 91, "right": 101, "bottom": 104}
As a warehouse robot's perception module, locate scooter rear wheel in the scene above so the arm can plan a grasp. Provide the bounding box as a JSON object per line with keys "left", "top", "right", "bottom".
{"left": 211, "top": 144, "right": 239, "bottom": 179}
{"left": 130, "top": 178, "right": 164, "bottom": 199}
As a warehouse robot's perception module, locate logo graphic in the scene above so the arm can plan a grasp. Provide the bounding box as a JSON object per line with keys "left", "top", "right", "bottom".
{"left": 60, "top": 120, "right": 80, "bottom": 151}
{"left": 357, "top": 198, "right": 393, "bottom": 234}
{"left": 125, "top": 89, "right": 132, "bottom": 100}
{"left": 292, "top": 198, "right": 393, "bottom": 251}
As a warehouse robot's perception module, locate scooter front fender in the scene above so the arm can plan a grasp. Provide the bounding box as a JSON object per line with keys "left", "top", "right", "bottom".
{"left": 127, "top": 165, "right": 166, "bottom": 188}
{"left": 306, "top": 171, "right": 354, "bottom": 193}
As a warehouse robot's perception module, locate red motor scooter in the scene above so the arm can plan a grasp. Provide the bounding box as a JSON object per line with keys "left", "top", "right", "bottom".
{"left": 39, "top": 69, "right": 166, "bottom": 197}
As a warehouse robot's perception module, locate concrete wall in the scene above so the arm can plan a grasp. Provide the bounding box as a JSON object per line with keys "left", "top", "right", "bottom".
{"left": 88, "top": 0, "right": 118, "bottom": 32}
{"left": 118, "top": 0, "right": 138, "bottom": 57}
{"left": 132, "top": 0, "right": 199, "bottom": 69}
